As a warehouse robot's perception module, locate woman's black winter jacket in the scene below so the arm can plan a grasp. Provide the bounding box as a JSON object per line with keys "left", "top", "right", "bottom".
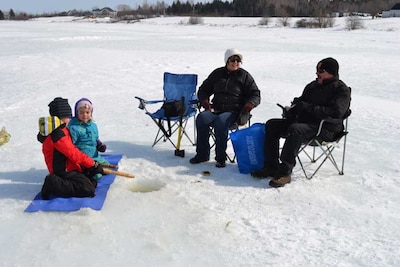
{"left": 197, "top": 67, "right": 261, "bottom": 113}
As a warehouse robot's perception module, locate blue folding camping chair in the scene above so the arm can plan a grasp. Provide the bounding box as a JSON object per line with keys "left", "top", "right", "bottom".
{"left": 135, "top": 72, "right": 198, "bottom": 153}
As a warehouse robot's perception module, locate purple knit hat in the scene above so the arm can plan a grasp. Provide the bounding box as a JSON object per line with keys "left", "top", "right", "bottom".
{"left": 74, "top": 97, "right": 93, "bottom": 117}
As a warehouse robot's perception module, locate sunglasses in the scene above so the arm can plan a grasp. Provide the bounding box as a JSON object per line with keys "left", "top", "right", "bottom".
{"left": 317, "top": 68, "right": 326, "bottom": 73}
{"left": 229, "top": 57, "right": 241, "bottom": 63}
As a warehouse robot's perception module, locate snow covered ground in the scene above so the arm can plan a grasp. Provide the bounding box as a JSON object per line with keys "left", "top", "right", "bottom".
{"left": 0, "top": 16, "right": 399, "bottom": 266}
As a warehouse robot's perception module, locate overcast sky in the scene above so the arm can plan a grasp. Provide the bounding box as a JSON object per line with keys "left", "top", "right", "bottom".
{"left": 0, "top": 0, "right": 181, "bottom": 14}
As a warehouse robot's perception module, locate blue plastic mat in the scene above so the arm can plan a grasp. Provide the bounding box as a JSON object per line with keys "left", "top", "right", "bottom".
{"left": 25, "top": 154, "right": 123, "bottom": 212}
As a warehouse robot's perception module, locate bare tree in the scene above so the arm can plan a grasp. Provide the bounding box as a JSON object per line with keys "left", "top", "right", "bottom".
{"left": 117, "top": 4, "right": 132, "bottom": 11}
{"left": 346, "top": 16, "right": 364, "bottom": 30}
{"left": 154, "top": 1, "right": 167, "bottom": 15}
{"left": 139, "top": 0, "right": 151, "bottom": 16}
{"left": 276, "top": 3, "right": 291, "bottom": 27}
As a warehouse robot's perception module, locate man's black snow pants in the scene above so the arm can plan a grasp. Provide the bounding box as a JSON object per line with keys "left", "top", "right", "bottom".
{"left": 263, "top": 118, "right": 321, "bottom": 176}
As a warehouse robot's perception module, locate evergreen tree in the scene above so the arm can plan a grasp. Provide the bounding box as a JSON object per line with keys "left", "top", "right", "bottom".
{"left": 9, "top": 9, "right": 15, "bottom": 19}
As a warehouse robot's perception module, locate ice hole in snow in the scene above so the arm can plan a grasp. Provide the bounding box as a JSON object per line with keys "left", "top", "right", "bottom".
{"left": 128, "top": 178, "right": 166, "bottom": 193}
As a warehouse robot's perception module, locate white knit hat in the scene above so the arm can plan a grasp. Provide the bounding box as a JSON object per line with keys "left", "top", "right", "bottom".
{"left": 77, "top": 100, "right": 92, "bottom": 110}
{"left": 224, "top": 48, "right": 243, "bottom": 63}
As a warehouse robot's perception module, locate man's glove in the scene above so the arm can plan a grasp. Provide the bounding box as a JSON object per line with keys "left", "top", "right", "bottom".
{"left": 237, "top": 112, "right": 251, "bottom": 126}
{"left": 242, "top": 103, "right": 254, "bottom": 113}
{"left": 277, "top": 103, "right": 287, "bottom": 117}
{"left": 276, "top": 103, "right": 294, "bottom": 121}
{"left": 87, "top": 161, "right": 105, "bottom": 177}
{"left": 96, "top": 140, "right": 107, "bottom": 152}
{"left": 201, "top": 100, "right": 211, "bottom": 111}
{"left": 291, "top": 97, "right": 300, "bottom": 105}
{"left": 295, "top": 101, "right": 313, "bottom": 113}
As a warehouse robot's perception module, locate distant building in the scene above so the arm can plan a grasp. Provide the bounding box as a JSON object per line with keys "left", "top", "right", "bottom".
{"left": 92, "top": 7, "right": 117, "bottom": 17}
{"left": 331, "top": 11, "right": 350, "bottom": 17}
{"left": 382, "top": 3, "right": 400, "bottom": 18}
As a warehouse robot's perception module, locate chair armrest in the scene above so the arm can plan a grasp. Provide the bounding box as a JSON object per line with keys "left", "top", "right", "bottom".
{"left": 145, "top": 100, "right": 165, "bottom": 104}
{"left": 134, "top": 96, "right": 164, "bottom": 110}
{"left": 315, "top": 117, "right": 346, "bottom": 137}
{"left": 315, "top": 120, "right": 325, "bottom": 137}
{"left": 322, "top": 117, "right": 343, "bottom": 124}
{"left": 134, "top": 96, "right": 164, "bottom": 104}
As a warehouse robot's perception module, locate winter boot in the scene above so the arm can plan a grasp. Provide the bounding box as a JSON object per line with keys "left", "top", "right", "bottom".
{"left": 269, "top": 175, "right": 291, "bottom": 188}
{"left": 251, "top": 167, "right": 276, "bottom": 179}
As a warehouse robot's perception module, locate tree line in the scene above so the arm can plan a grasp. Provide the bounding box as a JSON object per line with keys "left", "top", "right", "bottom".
{"left": 0, "top": 0, "right": 397, "bottom": 20}
{"left": 167, "top": 0, "right": 397, "bottom": 17}
{"left": 0, "top": 9, "right": 30, "bottom": 20}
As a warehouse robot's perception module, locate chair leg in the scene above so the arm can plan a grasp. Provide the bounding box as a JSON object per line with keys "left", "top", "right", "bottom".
{"left": 150, "top": 118, "right": 194, "bottom": 149}
{"left": 316, "top": 145, "right": 340, "bottom": 176}
{"left": 151, "top": 119, "right": 176, "bottom": 148}
{"left": 193, "top": 116, "right": 197, "bottom": 146}
{"left": 152, "top": 128, "right": 167, "bottom": 147}
{"left": 209, "top": 128, "right": 216, "bottom": 149}
{"left": 297, "top": 141, "right": 345, "bottom": 179}
{"left": 339, "top": 135, "right": 348, "bottom": 175}
{"left": 297, "top": 154, "right": 312, "bottom": 179}
{"left": 181, "top": 119, "right": 195, "bottom": 146}
{"left": 209, "top": 128, "right": 236, "bottom": 163}
{"left": 227, "top": 152, "right": 235, "bottom": 163}
{"left": 296, "top": 116, "right": 349, "bottom": 179}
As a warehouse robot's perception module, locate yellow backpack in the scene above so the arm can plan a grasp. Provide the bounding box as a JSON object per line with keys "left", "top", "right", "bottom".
{"left": 38, "top": 116, "right": 62, "bottom": 137}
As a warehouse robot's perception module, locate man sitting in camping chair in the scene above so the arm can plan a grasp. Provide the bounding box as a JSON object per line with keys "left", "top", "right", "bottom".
{"left": 251, "top": 57, "right": 351, "bottom": 188}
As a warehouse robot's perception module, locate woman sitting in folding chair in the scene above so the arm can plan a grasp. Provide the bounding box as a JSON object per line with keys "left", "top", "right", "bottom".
{"left": 189, "top": 48, "right": 261, "bottom": 168}
{"left": 251, "top": 57, "right": 351, "bottom": 188}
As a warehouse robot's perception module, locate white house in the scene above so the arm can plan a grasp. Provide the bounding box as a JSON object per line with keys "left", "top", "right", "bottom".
{"left": 382, "top": 3, "right": 400, "bottom": 18}
{"left": 92, "top": 7, "right": 117, "bottom": 18}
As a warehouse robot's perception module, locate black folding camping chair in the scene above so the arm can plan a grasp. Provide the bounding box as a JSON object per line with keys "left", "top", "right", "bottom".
{"left": 296, "top": 110, "right": 351, "bottom": 179}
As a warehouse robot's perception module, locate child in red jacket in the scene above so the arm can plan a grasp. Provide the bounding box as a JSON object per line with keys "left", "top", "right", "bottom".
{"left": 38, "top": 97, "right": 104, "bottom": 200}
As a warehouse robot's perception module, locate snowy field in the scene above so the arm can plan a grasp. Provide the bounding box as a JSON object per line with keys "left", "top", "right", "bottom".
{"left": 1, "top": 16, "right": 400, "bottom": 266}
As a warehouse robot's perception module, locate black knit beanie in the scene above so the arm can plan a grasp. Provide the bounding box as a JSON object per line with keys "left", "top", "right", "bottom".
{"left": 317, "top": 57, "right": 339, "bottom": 76}
{"left": 48, "top": 97, "right": 72, "bottom": 119}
